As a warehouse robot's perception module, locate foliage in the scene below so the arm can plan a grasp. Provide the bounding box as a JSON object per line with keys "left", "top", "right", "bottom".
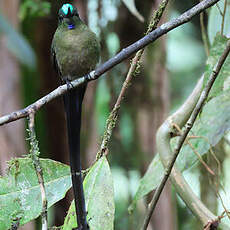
{"left": 19, "top": 0, "right": 51, "bottom": 20}
{"left": 204, "top": 34, "right": 230, "bottom": 100}
{"left": 130, "top": 33, "right": 230, "bottom": 212}
{"left": 0, "top": 158, "right": 71, "bottom": 229}
{"left": 62, "top": 157, "right": 114, "bottom": 230}
{"left": 1, "top": 0, "right": 230, "bottom": 229}
{"left": 208, "top": 0, "right": 230, "bottom": 44}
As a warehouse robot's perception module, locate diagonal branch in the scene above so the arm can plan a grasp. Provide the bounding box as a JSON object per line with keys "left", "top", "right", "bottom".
{"left": 0, "top": 0, "right": 220, "bottom": 126}
{"left": 28, "top": 113, "right": 48, "bottom": 230}
{"left": 152, "top": 40, "right": 230, "bottom": 230}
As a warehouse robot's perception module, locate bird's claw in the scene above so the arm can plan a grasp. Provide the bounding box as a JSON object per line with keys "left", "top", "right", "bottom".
{"left": 65, "top": 79, "right": 74, "bottom": 90}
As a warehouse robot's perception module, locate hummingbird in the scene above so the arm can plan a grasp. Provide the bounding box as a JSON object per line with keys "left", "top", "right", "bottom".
{"left": 51, "top": 3, "right": 100, "bottom": 230}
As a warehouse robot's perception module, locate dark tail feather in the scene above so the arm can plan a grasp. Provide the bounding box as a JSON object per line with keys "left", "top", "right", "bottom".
{"left": 64, "top": 85, "right": 89, "bottom": 230}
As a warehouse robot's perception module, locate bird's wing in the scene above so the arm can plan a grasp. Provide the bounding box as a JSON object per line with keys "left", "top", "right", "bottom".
{"left": 51, "top": 44, "right": 62, "bottom": 78}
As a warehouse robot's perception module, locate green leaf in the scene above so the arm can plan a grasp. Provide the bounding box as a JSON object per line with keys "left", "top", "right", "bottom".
{"left": 19, "top": 0, "right": 51, "bottom": 20}
{"left": 128, "top": 154, "right": 164, "bottom": 213}
{"left": 208, "top": 0, "right": 230, "bottom": 44}
{"left": 0, "top": 158, "right": 71, "bottom": 229}
{"left": 176, "top": 90, "right": 230, "bottom": 171}
{"left": 63, "top": 156, "right": 115, "bottom": 230}
{"left": 131, "top": 90, "right": 230, "bottom": 211}
{"left": 122, "top": 0, "right": 144, "bottom": 22}
{"left": 0, "top": 12, "right": 36, "bottom": 68}
{"left": 204, "top": 34, "right": 230, "bottom": 100}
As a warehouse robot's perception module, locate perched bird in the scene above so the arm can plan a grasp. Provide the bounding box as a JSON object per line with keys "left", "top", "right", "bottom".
{"left": 51, "top": 3, "right": 100, "bottom": 230}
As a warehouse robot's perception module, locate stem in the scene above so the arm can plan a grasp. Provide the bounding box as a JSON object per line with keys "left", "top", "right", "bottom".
{"left": 97, "top": 0, "right": 170, "bottom": 159}
{"left": 199, "top": 2, "right": 210, "bottom": 56}
{"left": 221, "top": 0, "right": 227, "bottom": 35}
{"left": 28, "top": 113, "right": 48, "bottom": 230}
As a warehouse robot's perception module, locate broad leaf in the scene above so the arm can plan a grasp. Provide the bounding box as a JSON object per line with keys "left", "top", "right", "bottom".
{"left": 176, "top": 90, "right": 230, "bottom": 171}
{"left": 131, "top": 90, "right": 230, "bottom": 210}
{"left": 128, "top": 154, "right": 163, "bottom": 213}
{"left": 204, "top": 34, "right": 230, "bottom": 100}
{"left": 131, "top": 48, "right": 230, "bottom": 209}
{"left": 208, "top": 0, "right": 230, "bottom": 44}
{"left": 63, "top": 156, "right": 114, "bottom": 230}
{"left": 122, "top": 0, "right": 144, "bottom": 22}
{"left": 0, "top": 158, "right": 71, "bottom": 229}
{"left": 19, "top": 0, "right": 51, "bottom": 20}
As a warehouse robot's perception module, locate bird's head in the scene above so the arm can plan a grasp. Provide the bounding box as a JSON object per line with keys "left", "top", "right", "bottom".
{"left": 58, "top": 3, "right": 79, "bottom": 29}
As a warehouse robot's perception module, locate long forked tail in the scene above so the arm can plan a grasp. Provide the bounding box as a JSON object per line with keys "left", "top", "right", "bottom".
{"left": 64, "top": 85, "right": 89, "bottom": 230}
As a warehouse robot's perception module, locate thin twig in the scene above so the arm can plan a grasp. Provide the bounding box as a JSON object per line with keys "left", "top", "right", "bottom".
{"left": 173, "top": 123, "right": 215, "bottom": 175}
{"left": 216, "top": 191, "right": 230, "bottom": 220}
{"left": 28, "top": 113, "right": 48, "bottom": 230}
{"left": 186, "top": 139, "right": 215, "bottom": 175}
{"left": 199, "top": 0, "right": 210, "bottom": 56}
{"left": 141, "top": 38, "right": 230, "bottom": 230}
{"left": 216, "top": 3, "right": 223, "bottom": 16}
{"left": 189, "top": 135, "right": 221, "bottom": 175}
{"left": 221, "top": 0, "right": 227, "bottom": 35}
{"left": 0, "top": 0, "right": 220, "bottom": 127}
{"left": 96, "top": 0, "right": 170, "bottom": 159}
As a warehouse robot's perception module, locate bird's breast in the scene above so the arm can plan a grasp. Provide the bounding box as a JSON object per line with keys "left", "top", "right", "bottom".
{"left": 53, "top": 27, "right": 100, "bottom": 80}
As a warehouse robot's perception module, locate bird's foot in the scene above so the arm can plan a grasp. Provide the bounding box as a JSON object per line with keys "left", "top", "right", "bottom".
{"left": 65, "top": 78, "right": 74, "bottom": 91}
{"left": 84, "top": 71, "right": 96, "bottom": 82}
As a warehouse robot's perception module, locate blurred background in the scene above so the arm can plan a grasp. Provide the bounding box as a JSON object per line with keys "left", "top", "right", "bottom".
{"left": 0, "top": 0, "right": 216, "bottom": 229}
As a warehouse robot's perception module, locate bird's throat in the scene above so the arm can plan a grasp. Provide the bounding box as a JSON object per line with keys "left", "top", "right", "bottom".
{"left": 67, "top": 18, "right": 75, "bottom": 30}
{"left": 68, "top": 23, "right": 75, "bottom": 30}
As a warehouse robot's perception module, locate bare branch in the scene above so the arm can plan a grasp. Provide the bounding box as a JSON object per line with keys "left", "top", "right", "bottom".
{"left": 221, "top": 0, "right": 227, "bottom": 35}
{"left": 0, "top": 0, "right": 220, "bottom": 126}
{"left": 28, "top": 113, "right": 48, "bottom": 230}
{"left": 199, "top": 0, "right": 210, "bottom": 56}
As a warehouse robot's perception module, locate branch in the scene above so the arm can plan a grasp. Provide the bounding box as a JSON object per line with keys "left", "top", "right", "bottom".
{"left": 150, "top": 40, "right": 230, "bottom": 229}
{"left": 199, "top": 0, "right": 210, "bottom": 56}
{"left": 0, "top": 0, "right": 220, "bottom": 126}
{"left": 96, "top": 0, "right": 170, "bottom": 159}
{"left": 28, "top": 113, "right": 48, "bottom": 230}
{"left": 221, "top": 0, "right": 227, "bottom": 35}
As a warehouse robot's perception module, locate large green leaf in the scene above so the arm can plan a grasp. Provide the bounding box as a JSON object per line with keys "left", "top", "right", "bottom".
{"left": 208, "top": 0, "right": 230, "bottom": 44}
{"left": 63, "top": 156, "right": 115, "bottom": 230}
{"left": 131, "top": 90, "right": 230, "bottom": 210}
{"left": 176, "top": 90, "right": 230, "bottom": 171}
{"left": 204, "top": 34, "right": 230, "bottom": 100}
{"left": 128, "top": 154, "right": 163, "bottom": 213}
{"left": 0, "top": 12, "right": 36, "bottom": 68}
{"left": 131, "top": 33, "right": 230, "bottom": 208}
{"left": 0, "top": 158, "right": 71, "bottom": 229}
